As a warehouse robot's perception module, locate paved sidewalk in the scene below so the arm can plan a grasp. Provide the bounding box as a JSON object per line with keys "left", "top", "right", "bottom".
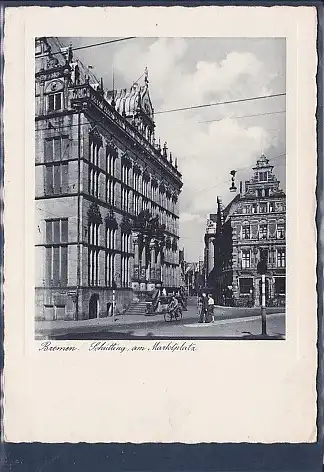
{"left": 35, "top": 303, "right": 284, "bottom": 338}
{"left": 35, "top": 312, "right": 164, "bottom": 337}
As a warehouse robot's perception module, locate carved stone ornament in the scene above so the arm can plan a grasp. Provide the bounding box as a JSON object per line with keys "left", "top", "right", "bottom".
{"left": 47, "top": 54, "right": 59, "bottom": 69}
{"left": 88, "top": 202, "right": 103, "bottom": 225}
{"left": 107, "top": 139, "right": 118, "bottom": 156}
{"left": 45, "top": 79, "right": 64, "bottom": 94}
{"left": 142, "top": 166, "right": 150, "bottom": 181}
{"left": 105, "top": 208, "right": 118, "bottom": 230}
{"left": 36, "top": 71, "right": 63, "bottom": 83}
{"left": 121, "top": 151, "right": 132, "bottom": 168}
{"left": 120, "top": 215, "right": 133, "bottom": 234}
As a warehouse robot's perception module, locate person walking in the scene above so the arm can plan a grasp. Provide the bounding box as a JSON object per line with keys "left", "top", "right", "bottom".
{"left": 207, "top": 293, "right": 215, "bottom": 323}
{"left": 199, "top": 292, "right": 208, "bottom": 323}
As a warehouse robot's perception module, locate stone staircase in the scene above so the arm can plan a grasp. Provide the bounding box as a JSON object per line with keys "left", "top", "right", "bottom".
{"left": 124, "top": 301, "right": 148, "bottom": 316}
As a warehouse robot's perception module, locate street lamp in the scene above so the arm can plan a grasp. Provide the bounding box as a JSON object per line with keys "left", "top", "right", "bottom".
{"left": 229, "top": 170, "right": 237, "bottom": 192}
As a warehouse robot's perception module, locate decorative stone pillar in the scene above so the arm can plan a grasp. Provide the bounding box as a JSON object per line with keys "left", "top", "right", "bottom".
{"left": 140, "top": 244, "right": 146, "bottom": 276}
{"left": 131, "top": 231, "right": 140, "bottom": 291}
{"left": 150, "top": 239, "right": 156, "bottom": 281}
{"left": 147, "top": 239, "right": 156, "bottom": 292}
{"left": 156, "top": 243, "right": 162, "bottom": 286}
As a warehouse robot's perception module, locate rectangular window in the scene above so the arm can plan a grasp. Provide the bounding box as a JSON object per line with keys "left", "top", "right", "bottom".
{"left": 53, "top": 220, "right": 60, "bottom": 243}
{"left": 88, "top": 222, "right": 100, "bottom": 286}
{"left": 45, "top": 220, "right": 53, "bottom": 243}
{"left": 45, "top": 219, "right": 68, "bottom": 287}
{"left": 269, "top": 202, "right": 275, "bottom": 212}
{"left": 45, "top": 219, "right": 68, "bottom": 244}
{"left": 105, "top": 253, "right": 115, "bottom": 287}
{"left": 239, "top": 277, "right": 253, "bottom": 294}
{"left": 44, "top": 140, "right": 53, "bottom": 162}
{"left": 274, "top": 277, "right": 286, "bottom": 294}
{"left": 48, "top": 92, "right": 63, "bottom": 112}
{"left": 276, "top": 223, "right": 285, "bottom": 239}
{"left": 106, "top": 228, "right": 116, "bottom": 250}
{"left": 259, "top": 172, "right": 268, "bottom": 181}
{"left": 44, "top": 137, "right": 69, "bottom": 162}
{"left": 242, "top": 205, "right": 251, "bottom": 214}
{"left": 53, "top": 137, "right": 61, "bottom": 161}
{"left": 242, "top": 250, "right": 250, "bottom": 268}
{"left": 259, "top": 224, "right": 268, "bottom": 240}
{"left": 259, "top": 203, "right": 267, "bottom": 213}
{"left": 242, "top": 225, "right": 250, "bottom": 240}
{"left": 61, "top": 219, "right": 68, "bottom": 243}
{"left": 277, "top": 249, "right": 286, "bottom": 268}
{"left": 110, "top": 155, "right": 114, "bottom": 176}
{"left": 45, "top": 162, "right": 69, "bottom": 195}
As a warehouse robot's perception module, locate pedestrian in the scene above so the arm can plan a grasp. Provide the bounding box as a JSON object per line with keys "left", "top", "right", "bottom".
{"left": 200, "top": 292, "right": 208, "bottom": 323}
{"left": 207, "top": 293, "right": 215, "bottom": 323}
{"left": 162, "top": 287, "right": 167, "bottom": 297}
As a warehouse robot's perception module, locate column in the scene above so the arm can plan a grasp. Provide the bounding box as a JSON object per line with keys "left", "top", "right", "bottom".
{"left": 140, "top": 242, "right": 146, "bottom": 291}
{"left": 147, "top": 239, "right": 156, "bottom": 292}
{"left": 156, "top": 243, "right": 162, "bottom": 287}
{"left": 131, "top": 232, "right": 140, "bottom": 291}
{"left": 150, "top": 239, "right": 156, "bottom": 281}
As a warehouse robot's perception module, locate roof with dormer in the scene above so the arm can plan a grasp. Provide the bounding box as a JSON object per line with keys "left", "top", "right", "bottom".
{"left": 105, "top": 71, "right": 154, "bottom": 122}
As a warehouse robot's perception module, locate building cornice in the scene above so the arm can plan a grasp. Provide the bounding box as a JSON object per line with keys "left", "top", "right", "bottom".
{"left": 69, "top": 84, "right": 182, "bottom": 185}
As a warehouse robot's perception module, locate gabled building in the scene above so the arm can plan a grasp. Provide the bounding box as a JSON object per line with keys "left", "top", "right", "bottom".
{"left": 204, "top": 153, "right": 286, "bottom": 307}
{"left": 35, "top": 37, "right": 182, "bottom": 321}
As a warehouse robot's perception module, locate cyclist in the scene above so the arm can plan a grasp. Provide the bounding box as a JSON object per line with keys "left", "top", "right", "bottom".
{"left": 168, "top": 296, "right": 181, "bottom": 319}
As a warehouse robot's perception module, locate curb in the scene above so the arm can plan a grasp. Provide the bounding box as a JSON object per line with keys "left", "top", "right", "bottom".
{"left": 35, "top": 312, "right": 285, "bottom": 339}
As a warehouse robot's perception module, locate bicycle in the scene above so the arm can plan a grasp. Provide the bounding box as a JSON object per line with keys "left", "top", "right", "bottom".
{"left": 164, "top": 307, "right": 183, "bottom": 322}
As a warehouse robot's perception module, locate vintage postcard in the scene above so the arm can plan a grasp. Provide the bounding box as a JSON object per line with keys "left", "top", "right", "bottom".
{"left": 3, "top": 6, "right": 318, "bottom": 443}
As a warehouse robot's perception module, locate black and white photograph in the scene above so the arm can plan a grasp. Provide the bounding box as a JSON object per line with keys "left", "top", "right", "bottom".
{"left": 4, "top": 5, "right": 318, "bottom": 447}
{"left": 35, "top": 36, "right": 286, "bottom": 341}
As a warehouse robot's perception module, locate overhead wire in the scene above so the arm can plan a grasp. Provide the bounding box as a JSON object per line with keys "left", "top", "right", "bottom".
{"left": 37, "top": 37, "right": 136, "bottom": 58}
{"left": 198, "top": 109, "right": 286, "bottom": 124}
{"left": 154, "top": 92, "right": 286, "bottom": 115}
{"left": 36, "top": 107, "right": 286, "bottom": 133}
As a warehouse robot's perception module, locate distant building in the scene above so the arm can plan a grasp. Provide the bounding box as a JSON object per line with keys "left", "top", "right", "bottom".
{"left": 183, "top": 261, "right": 204, "bottom": 295}
{"left": 204, "top": 153, "right": 286, "bottom": 307}
{"left": 35, "top": 37, "right": 182, "bottom": 321}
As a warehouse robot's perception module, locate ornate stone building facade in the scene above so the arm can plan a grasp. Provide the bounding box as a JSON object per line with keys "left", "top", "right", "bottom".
{"left": 204, "top": 154, "right": 286, "bottom": 307}
{"left": 35, "top": 37, "right": 182, "bottom": 321}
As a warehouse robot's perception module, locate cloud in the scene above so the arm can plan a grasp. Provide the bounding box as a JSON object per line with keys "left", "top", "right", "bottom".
{"left": 179, "top": 212, "right": 205, "bottom": 224}
{"left": 107, "top": 38, "right": 285, "bottom": 261}
{"left": 71, "top": 37, "right": 285, "bottom": 261}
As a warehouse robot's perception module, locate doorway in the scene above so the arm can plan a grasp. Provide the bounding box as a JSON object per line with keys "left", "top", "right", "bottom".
{"left": 89, "top": 293, "right": 99, "bottom": 319}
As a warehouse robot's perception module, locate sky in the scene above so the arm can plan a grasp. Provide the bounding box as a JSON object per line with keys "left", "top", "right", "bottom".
{"left": 60, "top": 37, "right": 286, "bottom": 262}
